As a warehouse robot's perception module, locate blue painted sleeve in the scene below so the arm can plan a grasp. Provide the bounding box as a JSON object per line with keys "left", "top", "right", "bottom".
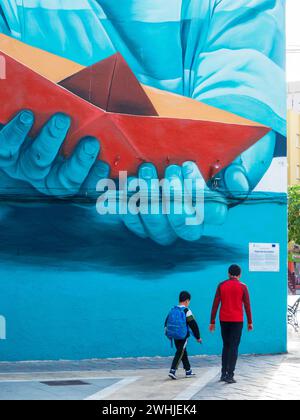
{"left": 189, "top": 0, "right": 286, "bottom": 136}
{"left": 0, "top": 0, "right": 21, "bottom": 37}
{"left": 0, "top": 7, "right": 9, "bottom": 34}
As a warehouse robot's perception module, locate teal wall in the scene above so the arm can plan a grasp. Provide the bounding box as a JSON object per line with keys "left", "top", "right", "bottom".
{"left": 0, "top": 0, "right": 287, "bottom": 362}
{"left": 0, "top": 195, "right": 287, "bottom": 361}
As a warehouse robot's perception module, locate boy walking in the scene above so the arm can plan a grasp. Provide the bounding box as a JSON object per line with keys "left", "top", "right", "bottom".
{"left": 165, "top": 291, "right": 202, "bottom": 380}
{"left": 209, "top": 265, "right": 253, "bottom": 384}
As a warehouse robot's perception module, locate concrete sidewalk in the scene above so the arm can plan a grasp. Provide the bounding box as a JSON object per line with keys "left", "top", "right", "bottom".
{"left": 0, "top": 329, "right": 299, "bottom": 400}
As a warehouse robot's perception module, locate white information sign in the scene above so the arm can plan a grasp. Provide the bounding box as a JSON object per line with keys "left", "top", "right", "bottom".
{"left": 249, "top": 243, "right": 280, "bottom": 272}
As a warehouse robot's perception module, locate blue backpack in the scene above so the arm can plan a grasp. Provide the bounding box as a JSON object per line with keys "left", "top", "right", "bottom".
{"left": 166, "top": 306, "right": 188, "bottom": 340}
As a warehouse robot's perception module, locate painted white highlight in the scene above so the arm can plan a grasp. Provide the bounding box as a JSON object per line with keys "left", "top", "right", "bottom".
{"left": 173, "top": 367, "right": 220, "bottom": 400}
{"left": 0, "top": 55, "right": 6, "bottom": 79}
{"left": 0, "top": 316, "right": 6, "bottom": 340}
{"left": 254, "top": 157, "right": 287, "bottom": 193}
{"left": 85, "top": 376, "right": 140, "bottom": 400}
{"left": 16, "top": 0, "right": 92, "bottom": 10}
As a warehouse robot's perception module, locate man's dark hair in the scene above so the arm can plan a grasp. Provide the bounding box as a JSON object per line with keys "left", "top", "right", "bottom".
{"left": 228, "top": 264, "right": 241, "bottom": 277}
{"left": 179, "top": 291, "right": 191, "bottom": 302}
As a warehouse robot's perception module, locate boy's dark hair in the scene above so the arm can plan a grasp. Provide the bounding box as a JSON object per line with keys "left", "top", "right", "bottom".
{"left": 229, "top": 264, "right": 242, "bottom": 277}
{"left": 179, "top": 291, "right": 191, "bottom": 302}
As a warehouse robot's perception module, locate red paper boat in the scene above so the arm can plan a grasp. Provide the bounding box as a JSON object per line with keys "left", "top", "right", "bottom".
{"left": 0, "top": 35, "right": 270, "bottom": 179}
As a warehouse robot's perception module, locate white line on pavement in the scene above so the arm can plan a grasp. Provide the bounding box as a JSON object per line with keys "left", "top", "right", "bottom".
{"left": 85, "top": 376, "right": 141, "bottom": 400}
{"left": 173, "top": 367, "right": 220, "bottom": 400}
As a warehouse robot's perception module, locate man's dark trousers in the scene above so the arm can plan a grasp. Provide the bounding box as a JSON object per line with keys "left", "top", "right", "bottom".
{"left": 171, "top": 339, "right": 191, "bottom": 371}
{"left": 220, "top": 322, "right": 243, "bottom": 377}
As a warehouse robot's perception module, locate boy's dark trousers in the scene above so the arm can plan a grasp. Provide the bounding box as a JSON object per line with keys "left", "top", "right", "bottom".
{"left": 171, "top": 339, "right": 191, "bottom": 371}
{"left": 220, "top": 322, "right": 243, "bottom": 377}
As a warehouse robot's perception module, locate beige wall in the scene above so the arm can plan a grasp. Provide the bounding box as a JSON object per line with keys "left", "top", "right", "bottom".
{"left": 288, "top": 110, "right": 300, "bottom": 185}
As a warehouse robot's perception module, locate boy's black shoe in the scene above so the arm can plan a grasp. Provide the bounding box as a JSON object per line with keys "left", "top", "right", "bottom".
{"left": 225, "top": 376, "right": 237, "bottom": 384}
{"left": 220, "top": 374, "right": 228, "bottom": 382}
{"left": 169, "top": 369, "right": 177, "bottom": 380}
{"left": 185, "top": 369, "right": 196, "bottom": 378}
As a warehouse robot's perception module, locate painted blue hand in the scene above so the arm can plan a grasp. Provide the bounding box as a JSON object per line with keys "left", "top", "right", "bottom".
{"left": 121, "top": 162, "right": 227, "bottom": 246}
{"left": 219, "top": 131, "right": 276, "bottom": 201}
{"left": 121, "top": 131, "right": 276, "bottom": 246}
{"left": 0, "top": 110, "right": 110, "bottom": 199}
{"left": 0, "top": 110, "right": 276, "bottom": 246}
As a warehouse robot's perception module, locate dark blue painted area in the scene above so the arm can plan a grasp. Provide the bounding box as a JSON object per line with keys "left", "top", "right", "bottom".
{"left": 0, "top": 194, "right": 287, "bottom": 361}
{"left": 274, "top": 134, "right": 287, "bottom": 157}
{"left": 0, "top": 206, "right": 246, "bottom": 277}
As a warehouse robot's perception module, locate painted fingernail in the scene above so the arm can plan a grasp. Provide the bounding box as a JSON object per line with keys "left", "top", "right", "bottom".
{"left": 182, "top": 166, "right": 194, "bottom": 175}
{"left": 83, "top": 139, "right": 99, "bottom": 156}
{"left": 19, "top": 111, "right": 34, "bottom": 125}
{"left": 182, "top": 161, "right": 196, "bottom": 176}
{"left": 166, "top": 165, "right": 181, "bottom": 178}
{"left": 140, "top": 165, "right": 155, "bottom": 179}
{"left": 54, "top": 114, "right": 70, "bottom": 130}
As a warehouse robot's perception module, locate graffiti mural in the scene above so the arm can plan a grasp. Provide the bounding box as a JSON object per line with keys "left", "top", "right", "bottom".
{"left": 0, "top": 0, "right": 286, "bottom": 361}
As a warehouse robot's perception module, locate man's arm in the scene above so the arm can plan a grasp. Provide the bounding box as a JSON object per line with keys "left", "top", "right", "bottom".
{"left": 210, "top": 285, "right": 221, "bottom": 325}
{"left": 242, "top": 284, "right": 253, "bottom": 326}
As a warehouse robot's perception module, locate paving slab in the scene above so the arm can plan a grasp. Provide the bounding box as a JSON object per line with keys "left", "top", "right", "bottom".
{"left": 0, "top": 329, "right": 298, "bottom": 400}
{"left": 0, "top": 378, "right": 121, "bottom": 401}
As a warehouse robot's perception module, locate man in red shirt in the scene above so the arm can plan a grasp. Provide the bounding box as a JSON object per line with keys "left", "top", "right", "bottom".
{"left": 210, "top": 265, "right": 253, "bottom": 384}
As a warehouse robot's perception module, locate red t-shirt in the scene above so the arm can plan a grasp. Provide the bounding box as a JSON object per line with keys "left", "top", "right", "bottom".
{"left": 210, "top": 278, "right": 253, "bottom": 324}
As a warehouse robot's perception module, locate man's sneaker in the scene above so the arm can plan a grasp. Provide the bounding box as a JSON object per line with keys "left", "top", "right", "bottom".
{"left": 185, "top": 370, "right": 196, "bottom": 378}
{"left": 168, "top": 370, "right": 177, "bottom": 380}
{"left": 225, "top": 376, "right": 237, "bottom": 384}
{"left": 220, "top": 374, "right": 228, "bottom": 382}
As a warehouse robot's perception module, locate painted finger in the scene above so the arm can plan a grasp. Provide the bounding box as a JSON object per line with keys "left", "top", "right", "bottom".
{"left": 46, "top": 137, "right": 100, "bottom": 196}
{"left": 223, "top": 163, "right": 250, "bottom": 199}
{"left": 138, "top": 163, "right": 177, "bottom": 246}
{"left": 204, "top": 189, "right": 228, "bottom": 225}
{"left": 0, "top": 110, "right": 34, "bottom": 165}
{"left": 120, "top": 176, "right": 148, "bottom": 239}
{"left": 164, "top": 164, "right": 203, "bottom": 241}
{"left": 20, "top": 113, "right": 71, "bottom": 181}
{"left": 181, "top": 161, "right": 206, "bottom": 231}
{"left": 80, "top": 160, "right": 110, "bottom": 199}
